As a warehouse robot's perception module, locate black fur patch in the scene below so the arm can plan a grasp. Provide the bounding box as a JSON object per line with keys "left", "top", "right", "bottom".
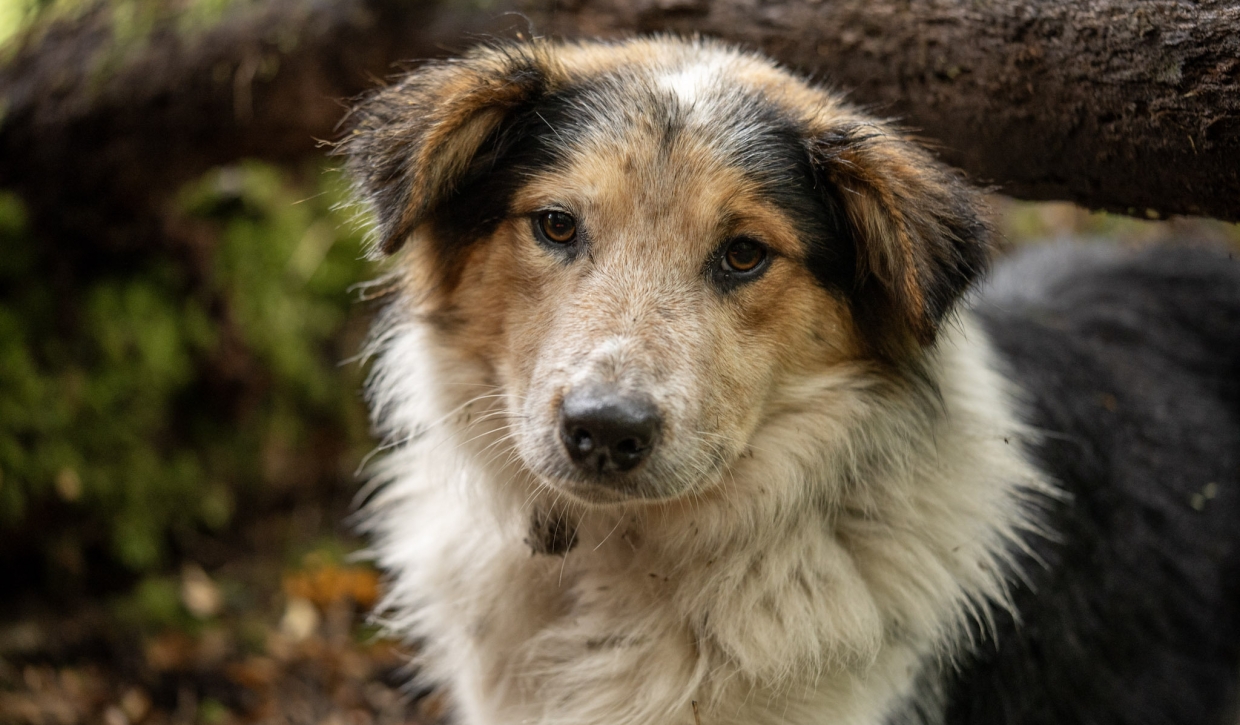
{"left": 424, "top": 83, "right": 598, "bottom": 289}
{"left": 526, "top": 507, "right": 579, "bottom": 557}
{"left": 727, "top": 107, "right": 859, "bottom": 298}
{"left": 340, "top": 43, "right": 600, "bottom": 259}
{"left": 937, "top": 245, "right": 1240, "bottom": 725}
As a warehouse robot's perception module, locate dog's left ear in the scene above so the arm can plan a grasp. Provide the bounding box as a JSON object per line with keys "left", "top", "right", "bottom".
{"left": 808, "top": 125, "right": 993, "bottom": 356}
{"left": 340, "top": 44, "right": 558, "bottom": 256}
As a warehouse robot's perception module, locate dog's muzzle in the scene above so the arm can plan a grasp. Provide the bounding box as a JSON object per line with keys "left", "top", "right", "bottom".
{"left": 558, "top": 384, "right": 661, "bottom": 476}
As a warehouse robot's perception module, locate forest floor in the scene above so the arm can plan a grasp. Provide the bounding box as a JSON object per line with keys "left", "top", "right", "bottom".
{"left": 1, "top": 200, "right": 1237, "bottom": 725}
{"left": 0, "top": 502, "right": 444, "bottom": 725}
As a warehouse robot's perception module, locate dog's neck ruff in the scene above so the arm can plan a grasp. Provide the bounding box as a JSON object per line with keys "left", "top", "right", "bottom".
{"left": 360, "top": 311, "right": 1052, "bottom": 725}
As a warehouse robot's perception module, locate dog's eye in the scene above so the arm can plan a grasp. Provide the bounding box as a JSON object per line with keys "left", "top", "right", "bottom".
{"left": 536, "top": 211, "right": 578, "bottom": 245}
{"left": 723, "top": 237, "right": 766, "bottom": 273}
{"left": 710, "top": 236, "right": 771, "bottom": 291}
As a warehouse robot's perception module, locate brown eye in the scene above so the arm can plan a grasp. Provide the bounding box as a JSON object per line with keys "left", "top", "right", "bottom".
{"left": 537, "top": 211, "right": 577, "bottom": 244}
{"left": 722, "top": 237, "right": 767, "bottom": 273}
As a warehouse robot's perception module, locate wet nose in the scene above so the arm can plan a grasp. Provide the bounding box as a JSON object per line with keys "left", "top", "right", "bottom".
{"left": 559, "top": 386, "right": 661, "bottom": 474}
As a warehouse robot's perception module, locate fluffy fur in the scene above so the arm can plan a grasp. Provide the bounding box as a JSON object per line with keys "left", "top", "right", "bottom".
{"left": 341, "top": 37, "right": 1240, "bottom": 725}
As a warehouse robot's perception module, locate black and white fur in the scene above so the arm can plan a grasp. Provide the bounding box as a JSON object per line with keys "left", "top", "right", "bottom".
{"left": 343, "top": 37, "right": 1240, "bottom": 725}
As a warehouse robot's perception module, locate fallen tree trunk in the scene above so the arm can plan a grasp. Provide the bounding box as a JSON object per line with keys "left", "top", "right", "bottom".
{"left": 0, "top": 0, "right": 514, "bottom": 246}
{"left": 1, "top": 0, "right": 1237, "bottom": 241}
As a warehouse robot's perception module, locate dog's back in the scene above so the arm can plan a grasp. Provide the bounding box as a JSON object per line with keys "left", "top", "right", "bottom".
{"left": 944, "top": 244, "right": 1240, "bottom": 724}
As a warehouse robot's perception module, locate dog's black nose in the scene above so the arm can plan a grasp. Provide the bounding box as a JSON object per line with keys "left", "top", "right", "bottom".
{"left": 559, "top": 386, "right": 661, "bottom": 474}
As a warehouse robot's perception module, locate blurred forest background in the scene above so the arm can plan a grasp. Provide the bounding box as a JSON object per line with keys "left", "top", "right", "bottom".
{"left": 0, "top": 1, "right": 1238, "bottom": 724}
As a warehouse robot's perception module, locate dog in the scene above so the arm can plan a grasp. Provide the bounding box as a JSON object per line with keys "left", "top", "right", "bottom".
{"left": 340, "top": 37, "right": 1240, "bottom": 724}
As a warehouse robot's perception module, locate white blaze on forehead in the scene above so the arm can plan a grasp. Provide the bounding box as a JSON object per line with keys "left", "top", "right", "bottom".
{"left": 656, "top": 58, "right": 766, "bottom": 156}
{"left": 658, "top": 61, "right": 725, "bottom": 108}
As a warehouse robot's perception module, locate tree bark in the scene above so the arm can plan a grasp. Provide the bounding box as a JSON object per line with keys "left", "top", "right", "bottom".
{"left": 2, "top": 0, "right": 1238, "bottom": 240}
{"left": 0, "top": 0, "right": 523, "bottom": 246}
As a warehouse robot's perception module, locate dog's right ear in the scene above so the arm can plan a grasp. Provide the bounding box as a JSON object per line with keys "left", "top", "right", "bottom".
{"left": 341, "top": 44, "right": 559, "bottom": 256}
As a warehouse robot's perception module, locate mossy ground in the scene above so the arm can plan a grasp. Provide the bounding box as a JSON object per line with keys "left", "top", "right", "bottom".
{"left": 0, "top": 157, "right": 430, "bottom": 724}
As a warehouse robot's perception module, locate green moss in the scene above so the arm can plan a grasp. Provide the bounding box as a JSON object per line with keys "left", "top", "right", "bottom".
{"left": 995, "top": 198, "right": 1240, "bottom": 250}
{"left": 173, "top": 0, "right": 243, "bottom": 36}
{"left": 0, "top": 0, "right": 31, "bottom": 49}
{"left": 0, "top": 161, "right": 371, "bottom": 576}
{"left": 2, "top": 0, "right": 259, "bottom": 76}
{"left": 1, "top": 0, "right": 89, "bottom": 58}
{"left": 197, "top": 697, "right": 231, "bottom": 725}
{"left": 108, "top": 0, "right": 158, "bottom": 52}
{"left": 114, "top": 575, "right": 184, "bottom": 630}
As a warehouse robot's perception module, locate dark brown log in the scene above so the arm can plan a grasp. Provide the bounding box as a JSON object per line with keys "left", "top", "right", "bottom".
{"left": 2, "top": 0, "right": 1238, "bottom": 238}
{"left": 0, "top": 0, "right": 529, "bottom": 246}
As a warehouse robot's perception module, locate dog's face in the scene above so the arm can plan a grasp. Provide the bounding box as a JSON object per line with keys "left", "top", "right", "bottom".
{"left": 345, "top": 39, "right": 989, "bottom": 505}
{"left": 453, "top": 96, "right": 866, "bottom": 504}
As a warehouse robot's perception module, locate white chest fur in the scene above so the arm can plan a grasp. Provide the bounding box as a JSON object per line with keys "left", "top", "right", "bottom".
{"left": 360, "top": 314, "right": 1052, "bottom": 725}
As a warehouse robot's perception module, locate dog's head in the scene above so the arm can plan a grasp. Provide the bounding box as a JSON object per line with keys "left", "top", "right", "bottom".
{"left": 344, "top": 38, "right": 990, "bottom": 505}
